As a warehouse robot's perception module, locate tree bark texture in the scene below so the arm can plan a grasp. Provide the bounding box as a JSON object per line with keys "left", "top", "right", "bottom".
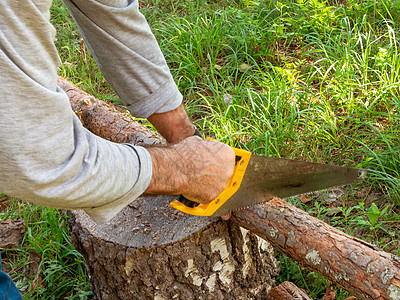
{"left": 59, "top": 77, "right": 400, "bottom": 300}
{"left": 57, "top": 77, "right": 163, "bottom": 147}
{"left": 269, "top": 281, "right": 312, "bottom": 300}
{"left": 233, "top": 199, "right": 400, "bottom": 300}
{"left": 69, "top": 195, "right": 280, "bottom": 299}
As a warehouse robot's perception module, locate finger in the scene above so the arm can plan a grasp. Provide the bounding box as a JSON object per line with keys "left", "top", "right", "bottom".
{"left": 221, "top": 211, "right": 232, "bottom": 220}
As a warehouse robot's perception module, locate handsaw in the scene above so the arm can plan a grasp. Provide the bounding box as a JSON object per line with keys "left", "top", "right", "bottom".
{"left": 170, "top": 147, "right": 367, "bottom": 217}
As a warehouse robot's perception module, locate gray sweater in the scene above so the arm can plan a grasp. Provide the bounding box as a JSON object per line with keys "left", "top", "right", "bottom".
{"left": 0, "top": 0, "right": 181, "bottom": 223}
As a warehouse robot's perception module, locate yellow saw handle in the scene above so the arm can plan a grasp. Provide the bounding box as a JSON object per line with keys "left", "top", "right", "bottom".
{"left": 170, "top": 147, "right": 251, "bottom": 216}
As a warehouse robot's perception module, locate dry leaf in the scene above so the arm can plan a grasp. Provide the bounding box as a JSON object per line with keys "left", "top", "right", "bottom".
{"left": 327, "top": 208, "right": 340, "bottom": 217}
{"left": 31, "top": 275, "right": 44, "bottom": 292}
{"left": 0, "top": 218, "right": 25, "bottom": 248}
{"left": 80, "top": 38, "right": 87, "bottom": 66}
{"left": 27, "top": 249, "right": 42, "bottom": 277}
{"left": 300, "top": 194, "right": 312, "bottom": 204}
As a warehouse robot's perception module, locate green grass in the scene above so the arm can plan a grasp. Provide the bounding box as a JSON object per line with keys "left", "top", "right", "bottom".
{"left": 1, "top": 198, "right": 92, "bottom": 299}
{"left": 1, "top": 0, "right": 399, "bottom": 299}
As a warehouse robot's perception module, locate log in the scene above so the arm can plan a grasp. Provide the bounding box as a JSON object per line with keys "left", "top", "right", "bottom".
{"left": 58, "top": 77, "right": 163, "bottom": 147}
{"left": 269, "top": 281, "right": 313, "bottom": 300}
{"left": 58, "top": 77, "right": 400, "bottom": 300}
{"left": 233, "top": 199, "right": 400, "bottom": 300}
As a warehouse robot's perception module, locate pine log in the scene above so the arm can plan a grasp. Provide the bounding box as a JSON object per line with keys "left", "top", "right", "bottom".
{"left": 58, "top": 77, "right": 400, "bottom": 300}
{"left": 233, "top": 199, "right": 400, "bottom": 300}
{"left": 58, "top": 77, "right": 163, "bottom": 147}
{"left": 269, "top": 281, "right": 313, "bottom": 300}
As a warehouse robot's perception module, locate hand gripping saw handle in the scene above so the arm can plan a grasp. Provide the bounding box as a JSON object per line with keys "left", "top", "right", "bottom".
{"left": 169, "top": 147, "right": 251, "bottom": 216}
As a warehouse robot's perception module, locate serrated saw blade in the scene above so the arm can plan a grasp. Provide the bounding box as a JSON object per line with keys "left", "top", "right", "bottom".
{"left": 212, "top": 155, "right": 367, "bottom": 217}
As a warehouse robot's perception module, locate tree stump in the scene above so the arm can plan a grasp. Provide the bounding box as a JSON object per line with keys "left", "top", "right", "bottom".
{"left": 69, "top": 195, "right": 280, "bottom": 299}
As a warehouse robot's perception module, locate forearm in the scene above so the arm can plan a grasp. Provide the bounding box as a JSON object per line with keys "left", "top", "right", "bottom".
{"left": 147, "top": 104, "right": 196, "bottom": 143}
{"left": 144, "top": 146, "right": 188, "bottom": 196}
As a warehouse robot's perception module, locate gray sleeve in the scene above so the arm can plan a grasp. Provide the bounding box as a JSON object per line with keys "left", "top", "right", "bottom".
{"left": 0, "top": 0, "right": 152, "bottom": 224}
{"left": 63, "top": 0, "right": 182, "bottom": 118}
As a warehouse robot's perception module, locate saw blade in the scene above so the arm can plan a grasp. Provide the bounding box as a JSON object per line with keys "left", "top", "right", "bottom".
{"left": 212, "top": 155, "right": 367, "bottom": 217}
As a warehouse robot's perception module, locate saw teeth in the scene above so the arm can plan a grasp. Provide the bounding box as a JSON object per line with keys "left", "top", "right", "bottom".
{"left": 231, "top": 200, "right": 267, "bottom": 213}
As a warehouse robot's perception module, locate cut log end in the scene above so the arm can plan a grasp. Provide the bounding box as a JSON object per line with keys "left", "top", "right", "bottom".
{"left": 71, "top": 195, "right": 213, "bottom": 248}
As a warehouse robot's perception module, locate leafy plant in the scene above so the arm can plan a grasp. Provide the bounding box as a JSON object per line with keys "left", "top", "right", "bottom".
{"left": 356, "top": 202, "right": 391, "bottom": 232}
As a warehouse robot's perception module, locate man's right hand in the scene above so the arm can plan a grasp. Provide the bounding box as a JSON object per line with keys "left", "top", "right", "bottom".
{"left": 144, "top": 136, "right": 236, "bottom": 205}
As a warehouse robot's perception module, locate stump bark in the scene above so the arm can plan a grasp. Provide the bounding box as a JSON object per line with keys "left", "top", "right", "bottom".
{"left": 69, "top": 195, "right": 280, "bottom": 299}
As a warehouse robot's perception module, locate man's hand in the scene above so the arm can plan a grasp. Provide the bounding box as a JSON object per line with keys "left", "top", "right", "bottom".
{"left": 144, "top": 137, "right": 235, "bottom": 204}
